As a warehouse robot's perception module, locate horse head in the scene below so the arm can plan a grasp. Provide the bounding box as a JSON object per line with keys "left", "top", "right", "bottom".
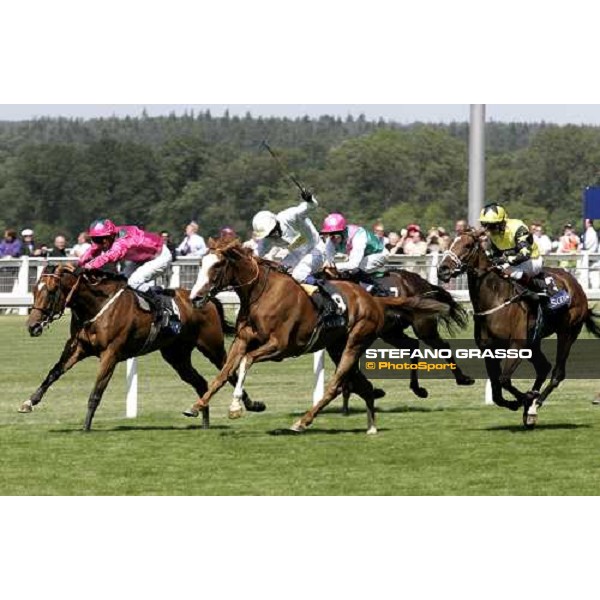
{"left": 190, "top": 238, "right": 259, "bottom": 306}
{"left": 27, "top": 263, "right": 82, "bottom": 337}
{"left": 437, "top": 228, "right": 489, "bottom": 283}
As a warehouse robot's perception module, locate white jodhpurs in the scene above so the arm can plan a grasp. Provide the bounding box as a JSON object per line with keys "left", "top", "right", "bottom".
{"left": 359, "top": 251, "right": 389, "bottom": 273}
{"left": 284, "top": 248, "right": 326, "bottom": 283}
{"left": 508, "top": 257, "right": 543, "bottom": 281}
{"left": 127, "top": 244, "right": 173, "bottom": 291}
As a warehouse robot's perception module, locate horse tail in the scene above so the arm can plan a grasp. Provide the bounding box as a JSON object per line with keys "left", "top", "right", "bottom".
{"left": 209, "top": 297, "right": 237, "bottom": 335}
{"left": 584, "top": 308, "right": 600, "bottom": 339}
{"left": 381, "top": 296, "right": 451, "bottom": 329}
{"left": 420, "top": 284, "right": 469, "bottom": 333}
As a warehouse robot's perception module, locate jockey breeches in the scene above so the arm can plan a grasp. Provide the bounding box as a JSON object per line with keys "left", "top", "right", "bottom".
{"left": 127, "top": 244, "right": 173, "bottom": 291}
{"left": 508, "top": 257, "right": 543, "bottom": 281}
{"left": 283, "top": 248, "right": 326, "bottom": 283}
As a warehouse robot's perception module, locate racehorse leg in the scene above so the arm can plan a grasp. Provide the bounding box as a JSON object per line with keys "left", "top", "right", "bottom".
{"left": 184, "top": 336, "right": 248, "bottom": 417}
{"left": 160, "top": 344, "right": 211, "bottom": 429}
{"left": 484, "top": 358, "right": 521, "bottom": 412}
{"left": 292, "top": 337, "right": 378, "bottom": 434}
{"left": 520, "top": 343, "right": 552, "bottom": 428}
{"left": 196, "top": 339, "right": 266, "bottom": 417}
{"left": 416, "top": 330, "right": 475, "bottom": 387}
{"left": 19, "top": 338, "right": 88, "bottom": 413}
{"left": 83, "top": 353, "right": 119, "bottom": 431}
{"left": 381, "top": 332, "right": 428, "bottom": 399}
{"left": 535, "top": 328, "right": 581, "bottom": 411}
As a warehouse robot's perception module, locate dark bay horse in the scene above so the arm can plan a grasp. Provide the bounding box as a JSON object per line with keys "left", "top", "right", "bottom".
{"left": 183, "top": 239, "right": 450, "bottom": 434}
{"left": 437, "top": 228, "right": 600, "bottom": 427}
{"left": 323, "top": 267, "right": 474, "bottom": 411}
{"left": 21, "top": 264, "right": 264, "bottom": 430}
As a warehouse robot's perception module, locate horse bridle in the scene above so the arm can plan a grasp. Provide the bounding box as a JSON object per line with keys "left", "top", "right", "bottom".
{"left": 440, "top": 235, "right": 481, "bottom": 275}
{"left": 196, "top": 252, "right": 262, "bottom": 307}
{"left": 32, "top": 270, "right": 81, "bottom": 328}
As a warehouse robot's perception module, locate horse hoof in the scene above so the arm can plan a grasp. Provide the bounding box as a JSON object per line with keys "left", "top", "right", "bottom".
{"left": 183, "top": 408, "right": 200, "bottom": 418}
{"left": 228, "top": 409, "right": 244, "bottom": 420}
{"left": 457, "top": 377, "right": 476, "bottom": 386}
{"left": 412, "top": 388, "right": 429, "bottom": 399}
{"left": 524, "top": 414, "right": 538, "bottom": 429}
{"left": 290, "top": 421, "right": 306, "bottom": 433}
{"left": 18, "top": 401, "right": 33, "bottom": 413}
{"left": 247, "top": 402, "right": 267, "bottom": 413}
{"left": 373, "top": 389, "right": 386, "bottom": 400}
{"left": 367, "top": 427, "right": 378, "bottom": 435}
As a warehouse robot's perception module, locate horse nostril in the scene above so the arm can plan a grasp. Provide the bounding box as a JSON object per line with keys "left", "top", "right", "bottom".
{"left": 29, "top": 324, "right": 43, "bottom": 337}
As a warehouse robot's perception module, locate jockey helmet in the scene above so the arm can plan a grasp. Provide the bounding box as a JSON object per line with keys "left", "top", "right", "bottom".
{"left": 252, "top": 211, "right": 278, "bottom": 239}
{"left": 479, "top": 204, "right": 507, "bottom": 225}
{"left": 89, "top": 218, "right": 117, "bottom": 238}
{"left": 220, "top": 226, "right": 236, "bottom": 237}
{"left": 321, "top": 213, "right": 347, "bottom": 235}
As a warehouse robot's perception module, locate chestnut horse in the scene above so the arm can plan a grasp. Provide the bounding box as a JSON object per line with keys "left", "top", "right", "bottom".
{"left": 323, "top": 267, "right": 474, "bottom": 412}
{"left": 20, "top": 264, "right": 264, "bottom": 430}
{"left": 183, "top": 239, "right": 450, "bottom": 434}
{"left": 437, "top": 228, "right": 600, "bottom": 427}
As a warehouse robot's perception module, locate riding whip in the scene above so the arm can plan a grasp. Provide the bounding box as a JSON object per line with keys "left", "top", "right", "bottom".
{"left": 260, "top": 140, "right": 307, "bottom": 194}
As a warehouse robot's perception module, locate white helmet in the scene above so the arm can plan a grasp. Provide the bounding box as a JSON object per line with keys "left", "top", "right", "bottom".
{"left": 252, "top": 211, "right": 278, "bottom": 239}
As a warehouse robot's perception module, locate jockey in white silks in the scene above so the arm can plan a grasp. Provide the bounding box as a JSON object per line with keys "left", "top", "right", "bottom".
{"left": 251, "top": 190, "right": 326, "bottom": 283}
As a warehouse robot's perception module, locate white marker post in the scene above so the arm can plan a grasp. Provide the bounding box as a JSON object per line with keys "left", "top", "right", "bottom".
{"left": 126, "top": 358, "right": 138, "bottom": 418}
{"left": 313, "top": 350, "right": 325, "bottom": 406}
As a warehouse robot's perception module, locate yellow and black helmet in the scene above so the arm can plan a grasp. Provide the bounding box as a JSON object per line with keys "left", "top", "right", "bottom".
{"left": 480, "top": 204, "right": 507, "bottom": 225}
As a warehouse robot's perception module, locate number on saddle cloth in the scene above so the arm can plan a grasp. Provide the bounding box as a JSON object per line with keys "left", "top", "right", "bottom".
{"left": 303, "top": 278, "right": 348, "bottom": 328}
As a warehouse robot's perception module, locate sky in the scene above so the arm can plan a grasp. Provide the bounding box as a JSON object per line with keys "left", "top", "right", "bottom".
{"left": 1, "top": 104, "right": 600, "bottom": 125}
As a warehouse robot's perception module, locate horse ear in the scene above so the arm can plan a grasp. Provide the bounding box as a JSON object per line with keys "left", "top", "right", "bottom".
{"left": 473, "top": 227, "right": 488, "bottom": 240}
{"left": 208, "top": 237, "right": 218, "bottom": 249}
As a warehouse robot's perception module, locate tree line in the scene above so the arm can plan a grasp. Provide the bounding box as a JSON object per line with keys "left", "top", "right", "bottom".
{"left": 0, "top": 111, "right": 598, "bottom": 245}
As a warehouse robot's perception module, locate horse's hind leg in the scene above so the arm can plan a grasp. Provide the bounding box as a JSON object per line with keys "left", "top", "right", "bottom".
{"left": 83, "top": 354, "right": 118, "bottom": 431}
{"left": 415, "top": 324, "right": 475, "bottom": 387}
{"left": 161, "top": 345, "right": 210, "bottom": 429}
{"left": 382, "top": 333, "right": 428, "bottom": 398}
{"left": 532, "top": 328, "right": 580, "bottom": 419}
{"left": 293, "top": 336, "right": 377, "bottom": 434}
{"left": 19, "top": 339, "right": 88, "bottom": 413}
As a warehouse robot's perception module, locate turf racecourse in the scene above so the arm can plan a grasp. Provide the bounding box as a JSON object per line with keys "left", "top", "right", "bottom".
{"left": 2, "top": 314, "right": 600, "bottom": 495}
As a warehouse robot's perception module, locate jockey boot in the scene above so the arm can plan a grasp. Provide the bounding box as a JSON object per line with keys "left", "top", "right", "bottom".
{"left": 521, "top": 274, "right": 570, "bottom": 310}
{"left": 143, "top": 287, "right": 181, "bottom": 333}
{"left": 309, "top": 284, "right": 346, "bottom": 329}
{"left": 340, "top": 268, "right": 391, "bottom": 297}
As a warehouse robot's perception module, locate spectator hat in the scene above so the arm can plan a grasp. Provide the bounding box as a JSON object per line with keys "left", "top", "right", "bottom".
{"left": 407, "top": 224, "right": 421, "bottom": 233}
{"left": 21, "top": 228, "right": 34, "bottom": 237}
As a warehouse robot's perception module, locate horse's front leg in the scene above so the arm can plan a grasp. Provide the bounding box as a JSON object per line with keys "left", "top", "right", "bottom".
{"left": 484, "top": 358, "right": 521, "bottom": 412}
{"left": 184, "top": 336, "right": 248, "bottom": 417}
{"left": 19, "top": 338, "right": 88, "bottom": 413}
{"left": 83, "top": 353, "right": 119, "bottom": 431}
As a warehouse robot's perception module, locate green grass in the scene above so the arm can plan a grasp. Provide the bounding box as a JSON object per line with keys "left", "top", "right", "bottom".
{"left": 2, "top": 314, "right": 600, "bottom": 495}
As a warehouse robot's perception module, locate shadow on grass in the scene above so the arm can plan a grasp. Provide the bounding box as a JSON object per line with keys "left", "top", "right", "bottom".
{"left": 50, "top": 424, "right": 233, "bottom": 434}
{"left": 268, "top": 427, "right": 391, "bottom": 436}
{"left": 318, "top": 405, "right": 448, "bottom": 416}
{"left": 483, "top": 423, "right": 590, "bottom": 433}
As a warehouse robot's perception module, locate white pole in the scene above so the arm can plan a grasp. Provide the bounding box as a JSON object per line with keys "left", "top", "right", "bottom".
{"left": 468, "top": 104, "right": 486, "bottom": 228}
{"left": 485, "top": 379, "right": 494, "bottom": 406}
{"left": 126, "top": 358, "right": 138, "bottom": 418}
{"left": 313, "top": 350, "right": 325, "bottom": 406}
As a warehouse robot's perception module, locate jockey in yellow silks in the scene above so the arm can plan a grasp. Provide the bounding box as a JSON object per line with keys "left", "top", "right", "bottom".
{"left": 479, "top": 204, "right": 569, "bottom": 310}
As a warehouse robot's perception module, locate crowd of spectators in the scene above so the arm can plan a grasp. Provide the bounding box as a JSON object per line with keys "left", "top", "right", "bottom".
{"left": 2, "top": 218, "right": 599, "bottom": 262}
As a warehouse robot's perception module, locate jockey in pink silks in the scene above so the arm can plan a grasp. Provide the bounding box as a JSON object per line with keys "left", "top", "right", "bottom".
{"left": 78, "top": 219, "right": 173, "bottom": 292}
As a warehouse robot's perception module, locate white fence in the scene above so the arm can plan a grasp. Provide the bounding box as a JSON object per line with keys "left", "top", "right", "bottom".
{"left": 3, "top": 252, "right": 600, "bottom": 311}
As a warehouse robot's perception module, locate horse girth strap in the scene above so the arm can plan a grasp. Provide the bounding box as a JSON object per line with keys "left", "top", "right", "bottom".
{"left": 473, "top": 290, "right": 527, "bottom": 317}
{"left": 85, "top": 287, "right": 126, "bottom": 324}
